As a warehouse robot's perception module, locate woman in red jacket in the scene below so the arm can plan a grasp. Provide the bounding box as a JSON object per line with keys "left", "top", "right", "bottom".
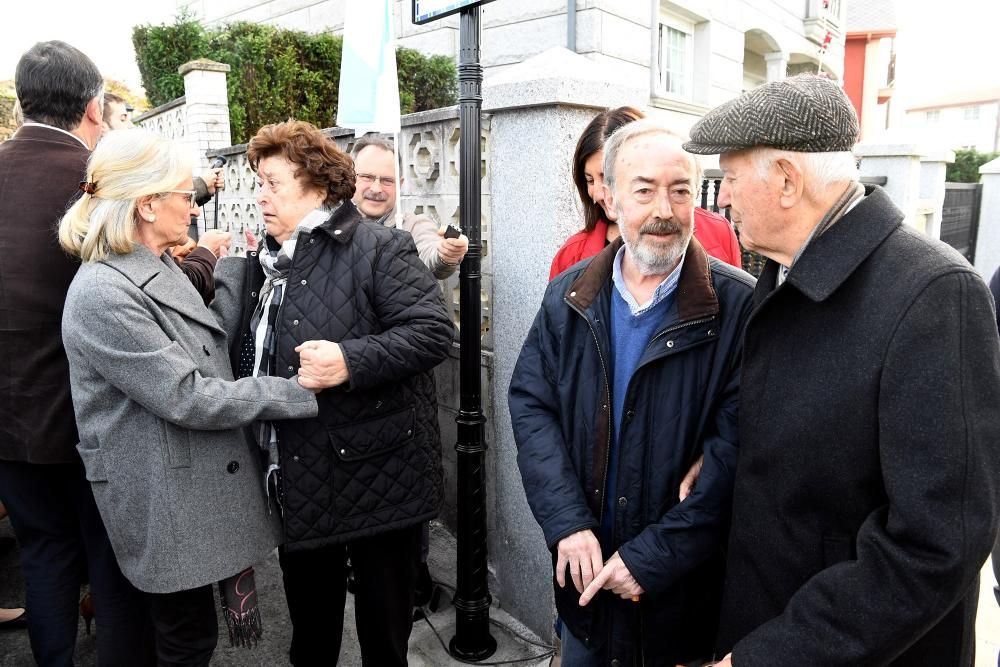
{"left": 549, "top": 107, "right": 742, "bottom": 280}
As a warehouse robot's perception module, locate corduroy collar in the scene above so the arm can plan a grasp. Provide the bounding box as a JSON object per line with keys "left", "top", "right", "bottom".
{"left": 565, "top": 235, "right": 720, "bottom": 323}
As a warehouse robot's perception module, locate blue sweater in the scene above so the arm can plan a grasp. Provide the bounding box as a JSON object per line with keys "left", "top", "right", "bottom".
{"left": 601, "top": 287, "right": 675, "bottom": 545}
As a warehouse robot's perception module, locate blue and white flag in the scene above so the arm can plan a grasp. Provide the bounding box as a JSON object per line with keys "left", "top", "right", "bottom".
{"left": 337, "top": 0, "right": 402, "bottom": 137}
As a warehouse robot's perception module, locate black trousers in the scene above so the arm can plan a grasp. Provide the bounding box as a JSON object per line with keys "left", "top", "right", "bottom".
{"left": 279, "top": 524, "right": 422, "bottom": 666}
{"left": 0, "top": 460, "right": 151, "bottom": 667}
{"left": 144, "top": 585, "right": 218, "bottom": 667}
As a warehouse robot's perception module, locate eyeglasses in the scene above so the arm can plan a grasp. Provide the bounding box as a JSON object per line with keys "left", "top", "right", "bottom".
{"left": 356, "top": 173, "right": 396, "bottom": 188}
{"left": 164, "top": 190, "right": 198, "bottom": 208}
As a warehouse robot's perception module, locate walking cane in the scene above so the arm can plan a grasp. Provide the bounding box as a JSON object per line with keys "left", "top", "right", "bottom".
{"left": 209, "top": 155, "right": 228, "bottom": 230}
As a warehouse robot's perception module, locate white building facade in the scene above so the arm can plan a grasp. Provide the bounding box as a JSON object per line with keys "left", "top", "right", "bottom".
{"left": 176, "top": 0, "right": 846, "bottom": 134}
{"left": 905, "top": 90, "right": 1000, "bottom": 154}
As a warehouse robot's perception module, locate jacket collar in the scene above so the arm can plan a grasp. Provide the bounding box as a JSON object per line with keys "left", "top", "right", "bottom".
{"left": 12, "top": 123, "right": 90, "bottom": 150}
{"left": 314, "top": 199, "right": 364, "bottom": 243}
{"left": 781, "top": 186, "right": 903, "bottom": 303}
{"left": 565, "top": 235, "right": 719, "bottom": 322}
{"left": 100, "top": 245, "right": 225, "bottom": 334}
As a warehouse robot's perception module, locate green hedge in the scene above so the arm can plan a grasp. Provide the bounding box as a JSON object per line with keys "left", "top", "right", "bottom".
{"left": 133, "top": 16, "right": 457, "bottom": 144}
{"left": 947, "top": 148, "right": 999, "bottom": 183}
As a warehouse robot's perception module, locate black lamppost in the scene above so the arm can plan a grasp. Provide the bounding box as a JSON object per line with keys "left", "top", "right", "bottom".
{"left": 449, "top": 4, "right": 497, "bottom": 662}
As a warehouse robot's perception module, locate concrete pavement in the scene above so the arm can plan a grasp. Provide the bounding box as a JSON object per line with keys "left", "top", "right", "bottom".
{"left": 0, "top": 519, "right": 553, "bottom": 666}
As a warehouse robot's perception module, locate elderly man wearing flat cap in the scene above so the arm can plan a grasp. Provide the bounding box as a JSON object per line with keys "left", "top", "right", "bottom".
{"left": 684, "top": 74, "right": 1000, "bottom": 667}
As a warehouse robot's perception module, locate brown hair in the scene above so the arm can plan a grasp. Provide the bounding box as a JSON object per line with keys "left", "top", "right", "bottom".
{"left": 247, "top": 120, "right": 356, "bottom": 206}
{"left": 572, "top": 106, "right": 645, "bottom": 232}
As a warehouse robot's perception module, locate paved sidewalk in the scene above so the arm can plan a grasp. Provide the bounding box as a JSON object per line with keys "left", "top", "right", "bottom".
{"left": 3, "top": 510, "right": 999, "bottom": 666}
{"left": 0, "top": 519, "right": 553, "bottom": 666}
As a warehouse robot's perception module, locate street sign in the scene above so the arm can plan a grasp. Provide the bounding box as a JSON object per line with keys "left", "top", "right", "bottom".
{"left": 412, "top": 0, "right": 495, "bottom": 24}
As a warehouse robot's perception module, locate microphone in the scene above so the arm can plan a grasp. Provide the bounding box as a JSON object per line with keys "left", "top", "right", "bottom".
{"left": 208, "top": 155, "right": 227, "bottom": 229}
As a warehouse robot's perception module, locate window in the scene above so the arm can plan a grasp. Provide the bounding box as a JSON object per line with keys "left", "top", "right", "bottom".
{"left": 659, "top": 25, "right": 690, "bottom": 96}
{"left": 964, "top": 106, "right": 980, "bottom": 121}
{"left": 926, "top": 110, "right": 940, "bottom": 124}
{"left": 657, "top": 14, "right": 695, "bottom": 99}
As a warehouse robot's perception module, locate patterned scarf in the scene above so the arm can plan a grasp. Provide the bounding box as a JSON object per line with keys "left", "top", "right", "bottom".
{"left": 221, "top": 206, "right": 335, "bottom": 649}
{"left": 237, "top": 205, "right": 335, "bottom": 505}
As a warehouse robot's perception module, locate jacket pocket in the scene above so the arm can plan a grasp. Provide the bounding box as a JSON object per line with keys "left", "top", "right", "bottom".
{"left": 327, "top": 407, "right": 415, "bottom": 462}
{"left": 77, "top": 446, "right": 108, "bottom": 482}
{"left": 327, "top": 407, "right": 424, "bottom": 519}
{"left": 160, "top": 421, "right": 192, "bottom": 469}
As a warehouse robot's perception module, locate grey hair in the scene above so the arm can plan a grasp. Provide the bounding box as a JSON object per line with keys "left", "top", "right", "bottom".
{"left": 351, "top": 135, "right": 395, "bottom": 159}
{"left": 749, "top": 148, "right": 858, "bottom": 196}
{"left": 59, "top": 130, "right": 192, "bottom": 262}
{"left": 602, "top": 119, "right": 701, "bottom": 196}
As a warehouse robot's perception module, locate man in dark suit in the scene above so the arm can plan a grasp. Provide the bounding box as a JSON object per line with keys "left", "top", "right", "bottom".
{"left": 0, "top": 41, "right": 148, "bottom": 665}
{"left": 684, "top": 75, "right": 1000, "bottom": 666}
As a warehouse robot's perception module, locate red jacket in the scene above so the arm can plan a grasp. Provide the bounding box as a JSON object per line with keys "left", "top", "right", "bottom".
{"left": 549, "top": 208, "right": 742, "bottom": 281}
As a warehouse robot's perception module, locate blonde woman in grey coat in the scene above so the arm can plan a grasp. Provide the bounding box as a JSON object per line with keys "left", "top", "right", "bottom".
{"left": 58, "top": 130, "right": 318, "bottom": 666}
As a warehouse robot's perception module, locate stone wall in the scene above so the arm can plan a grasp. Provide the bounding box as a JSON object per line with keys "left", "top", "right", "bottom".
{"left": 0, "top": 97, "right": 18, "bottom": 142}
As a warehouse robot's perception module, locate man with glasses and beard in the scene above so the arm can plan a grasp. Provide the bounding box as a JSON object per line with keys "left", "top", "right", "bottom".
{"left": 508, "top": 119, "right": 755, "bottom": 666}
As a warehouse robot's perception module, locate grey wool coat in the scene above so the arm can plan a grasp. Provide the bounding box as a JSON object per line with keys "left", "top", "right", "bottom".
{"left": 62, "top": 245, "right": 318, "bottom": 594}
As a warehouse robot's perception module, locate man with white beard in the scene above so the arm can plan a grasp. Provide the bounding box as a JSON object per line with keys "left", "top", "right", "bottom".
{"left": 508, "top": 119, "right": 755, "bottom": 665}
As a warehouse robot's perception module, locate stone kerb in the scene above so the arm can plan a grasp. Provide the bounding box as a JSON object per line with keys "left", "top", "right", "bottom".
{"left": 974, "top": 157, "right": 1000, "bottom": 274}
{"left": 484, "top": 46, "right": 646, "bottom": 641}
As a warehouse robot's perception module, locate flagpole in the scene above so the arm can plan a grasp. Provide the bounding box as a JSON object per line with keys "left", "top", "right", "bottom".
{"left": 449, "top": 4, "right": 497, "bottom": 661}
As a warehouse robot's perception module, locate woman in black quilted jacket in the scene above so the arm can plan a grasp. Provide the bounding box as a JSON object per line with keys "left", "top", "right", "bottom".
{"left": 214, "top": 120, "right": 453, "bottom": 666}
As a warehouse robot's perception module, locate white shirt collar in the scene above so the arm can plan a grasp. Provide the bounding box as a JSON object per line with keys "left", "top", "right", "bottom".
{"left": 21, "top": 122, "right": 89, "bottom": 149}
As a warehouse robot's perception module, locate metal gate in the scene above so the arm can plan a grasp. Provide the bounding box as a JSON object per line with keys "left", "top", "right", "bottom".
{"left": 941, "top": 183, "right": 983, "bottom": 263}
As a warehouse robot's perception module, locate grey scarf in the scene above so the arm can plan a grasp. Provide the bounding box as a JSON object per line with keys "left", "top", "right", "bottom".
{"left": 249, "top": 205, "right": 334, "bottom": 506}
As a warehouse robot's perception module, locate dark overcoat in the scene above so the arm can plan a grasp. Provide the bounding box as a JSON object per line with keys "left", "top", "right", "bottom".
{"left": 0, "top": 125, "right": 87, "bottom": 463}
{"left": 717, "top": 186, "right": 1000, "bottom": 666}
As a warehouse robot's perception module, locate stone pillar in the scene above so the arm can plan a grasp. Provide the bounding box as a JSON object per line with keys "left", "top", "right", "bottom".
{"left": 917, "top": 148, "right": 954, "bottom": 242}
{"left": 764, "top": 51, "right": 788, "bottom": 82}
{"left": 974, "top": 157, "right": 1000, "bottom": 275}
{"left": 483, "top": 46, "right": 645, "bottom": 641}
{"left": 855, "top": 142, "right": 928, "bottom": 232}
{"left": 180, "top": 59, "right": 232, "bottom": 230}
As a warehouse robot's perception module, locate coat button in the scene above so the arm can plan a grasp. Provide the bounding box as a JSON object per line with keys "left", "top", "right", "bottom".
{"left": 611, "top": 660, "right": 621, "bottom": 667}
{"left": 625, "top": 409, "right": 635, "bottom": 422}
{"left": 300, "top": 279, "right": 307, "bottom": 285}
{"left": 666, "top": 340, "right": 674, "bottom": 348}
{"left": 309, "top": 238, "right": 315, "bottom": 244}
{"left": 251, "top": 291, "right": 257, "bottom": 297}
{"left": 227, "top": 461, "right": 240, "bottom": 474}
{"left": 292, "top": 455, "right": 300, "bottom": 462}
{"left": 249, "top": 252, "right": 257, "bottom": 257}
{"left": 617, "top": 496, "right": 627, "bottom": 507}
{"left": 406, "top": 429, "right": 413, "bottom": 436}
{"left": 292, "top": 319, "right": 299, "bottom": 326}
{"left": 287, "top": 365, "right": 294, "bottom": 372}
{"left": 334, "top": 229, "right": 342, "bottom": 236}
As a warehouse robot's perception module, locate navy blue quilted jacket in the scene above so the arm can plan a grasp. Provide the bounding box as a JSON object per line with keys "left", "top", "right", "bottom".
{"left": 228, "top": 201, "right": 453, "bottom": 551}
{"left": 509, "top": 237, "right": 755, "bottom": 665}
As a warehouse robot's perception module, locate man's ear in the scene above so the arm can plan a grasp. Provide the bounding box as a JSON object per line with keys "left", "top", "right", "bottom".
{"left": 774, "top": 157, "right": 805, "bottom": 209}
{"left": 85, "top": 96, "right": 103, "bottom": 128}
{"left": 601, "top": 183, "right": 618, "bottom": 222}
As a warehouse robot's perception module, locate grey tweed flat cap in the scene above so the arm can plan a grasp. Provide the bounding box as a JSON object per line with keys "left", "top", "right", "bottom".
{"left": 683, "top": 75, "right": 860, "bottom": 155}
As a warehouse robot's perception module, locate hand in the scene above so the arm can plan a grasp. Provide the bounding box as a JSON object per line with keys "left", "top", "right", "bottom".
{"left": 201, "top": 167, "right": 225, "bottom": 194}
{"left": 197, "top": 229, "right": 232, "bottom": 258}
{"left": 170, "top": 236, "right": 197, "bottom": 260}
{"left": 296, "top": 340, "right": 349, "bottom": 389}
{"left": 679, "top": 454, "right": 704, "bottom": 501}
{"left": 710, "top": 654, "right": 733, "bottom": 666}
{"left": 244, "top": 229, "right": 259, "bottom": 252}
{"left": 579, "top": 551, "right": 644, "bottom": 606}
{"left": 437, "top": 226, "right": 469, "bottom": 266}
{"left": 555, "top": 529, "right": 603, "bottom": 595}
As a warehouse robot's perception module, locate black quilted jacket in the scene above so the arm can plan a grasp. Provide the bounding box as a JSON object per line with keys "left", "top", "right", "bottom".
{"left": 228, "top": 201, "right": 453, "bottom": 551}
